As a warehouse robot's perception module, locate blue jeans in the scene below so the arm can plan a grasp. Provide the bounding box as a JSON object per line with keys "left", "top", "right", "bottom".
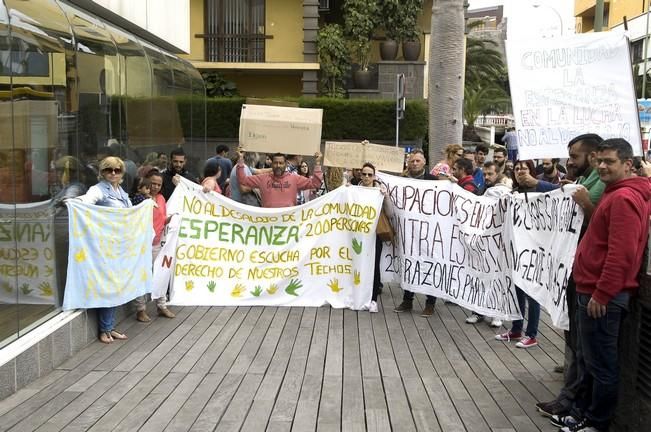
{"left": 511, "top": 287, "right": 540, "bottom": 337}
{"left": 576, "top": 292, "right": 628, "bottom": 430}
{"left": 97, "top": 307, "right": 116, "bottom": 333}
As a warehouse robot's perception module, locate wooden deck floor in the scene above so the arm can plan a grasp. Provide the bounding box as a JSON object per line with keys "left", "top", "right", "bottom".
{"left": 0, "top": 284, "right": 564, "bottom": 431}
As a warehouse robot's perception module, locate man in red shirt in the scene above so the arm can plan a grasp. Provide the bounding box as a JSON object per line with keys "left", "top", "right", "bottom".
{"left": 452, "top": 158, "right": 479, "bottom": 195}
{"left": 236, "top": 148, "right": 323, "bottom": 208}
{"left": 560, "top": 138, "right": 651, "bottom": 432}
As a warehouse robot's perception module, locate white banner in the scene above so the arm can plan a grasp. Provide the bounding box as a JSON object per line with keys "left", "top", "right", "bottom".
{"left": 0, "top": 202, "right": 57, "bottom": 305}
{"left": 378, "top": 173, "right": 584, "bottom": 329}
{"left": 63, "top": 200, "right": 153, "bottom": 310}
{"left": 506, "top": 188, "right": 583, "bottom": 329}
{"left": 153, "top": 178, "right": 383, "bottom": 309}
{"left": 507, "top": 32, "right": 642, "bottom": 159}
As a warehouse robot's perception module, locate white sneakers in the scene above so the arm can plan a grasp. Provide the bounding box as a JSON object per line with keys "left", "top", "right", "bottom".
{"left": 369, "top": 301, "right": 378, "bottom": 313}
{"left": 490, "top": 318, "right": 503, "bottom": 327}
{"left": 466, "top": 313, "right": 502, "bottom": 328}
{"left": 465, "top": 313, "right": 484, "bottom": 324}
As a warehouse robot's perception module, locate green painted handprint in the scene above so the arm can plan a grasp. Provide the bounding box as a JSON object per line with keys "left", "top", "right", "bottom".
{"left": 207, "top": 280, "right": 216, "bottom": 293}
{"left": 1, "top": 281, "right": 12, "bottom": 294}
{"left": 352, "top": 238, "right": 363, "bottom": 255}
{"left": 285, "top": 279, "right": 303, "bottom": 296}
{"left": 20, "top": 284, "right": 33, "bottom": 295}
{"left": 251, "top": 286, "right": 263, "bottom": 297}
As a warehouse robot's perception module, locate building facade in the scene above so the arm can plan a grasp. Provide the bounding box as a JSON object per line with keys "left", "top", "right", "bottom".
{"left": 0, "top": 0, "right": 207, "bottom": 399}
{"left": 183, "top": 0, "right": 434, "bottom": 99}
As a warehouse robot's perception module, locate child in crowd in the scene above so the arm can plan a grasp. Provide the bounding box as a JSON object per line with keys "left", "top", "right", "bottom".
{"left": 130, "top": 176, "right": 152, "bottom": 206}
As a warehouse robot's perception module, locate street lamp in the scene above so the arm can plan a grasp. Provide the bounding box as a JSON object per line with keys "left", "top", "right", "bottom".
{"left": 532, "top": 3, "right": 564, "bottom": 37}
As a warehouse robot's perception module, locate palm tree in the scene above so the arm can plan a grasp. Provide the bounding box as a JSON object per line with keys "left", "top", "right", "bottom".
{"left": 465, "top": 37, "right": 506, "bottom": 90}
{"left": 428, "top": 0, "right": 466, "bottom": 165}
{"left": 464, "top": 84, "right": 510, "bottom": 130}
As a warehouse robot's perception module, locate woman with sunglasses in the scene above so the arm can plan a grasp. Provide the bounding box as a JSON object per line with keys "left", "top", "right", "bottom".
{"left": 77, "top": 156, "right": 132, "bottom": 344}
{"left": 358, "top": 162, "right": 389, "bottom": 313}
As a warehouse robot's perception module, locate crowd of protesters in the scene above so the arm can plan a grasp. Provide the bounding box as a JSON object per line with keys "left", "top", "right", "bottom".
{"left": 54, "top": 132, "right": 651, "bottom": 432}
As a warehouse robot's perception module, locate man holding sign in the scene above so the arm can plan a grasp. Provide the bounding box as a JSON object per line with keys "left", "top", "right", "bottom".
{"left": 236, "top": 147, "right": 323, "bottom": 208}
{"left": 393, "top": 149, "right": 439, "bottom": 317}
{"left": 560, "top": 139, "right": 651, "bottom": 432}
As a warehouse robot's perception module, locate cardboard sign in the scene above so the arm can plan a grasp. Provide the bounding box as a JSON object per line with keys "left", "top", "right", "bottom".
{"left": 324, "top": 141, "right": 406, "bottom": 173}
{"left": 507, "top": 32, "right": 643, "bottom": 159}
{"left": 239, "top": 104, "right": 323, "bottom": 155}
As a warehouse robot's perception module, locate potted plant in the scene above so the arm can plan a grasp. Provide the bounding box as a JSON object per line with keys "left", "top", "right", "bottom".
{"left": 316, "top": 24, "right": 350, "bottom": 98}
{"left": 379, "top": 0, "right": 400, "bottom": 61}
{"left": 343, "top": 0, "right": 379, "bottom": 88}
{"left": 400, "top": 0, "right": 423, "bottom": 61}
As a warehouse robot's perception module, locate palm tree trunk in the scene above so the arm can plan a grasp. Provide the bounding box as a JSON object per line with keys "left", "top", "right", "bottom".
{"left": 429, "top": 0, "right": 466, "bottom": 165}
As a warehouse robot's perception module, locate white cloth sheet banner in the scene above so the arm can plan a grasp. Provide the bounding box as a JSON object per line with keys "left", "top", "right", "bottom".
{"left": 378, "top": 173, "right": 584, "bottom": 329}
{"left": 63, "top": 200, "right": 153, "bottom": 310}
{"left": 507, "top": 32, "right": 642, "bottom": 159}
{"left": 153, "top": 178, "right": 383, "bottom": 309}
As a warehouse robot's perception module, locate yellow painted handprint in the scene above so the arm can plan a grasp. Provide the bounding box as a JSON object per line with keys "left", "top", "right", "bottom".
{"left": 140, "top": 268, "right": 149, "bottom": 282}
{"left": 74, "top": 248, "right": 86, "bottom": 263}
{"left": 353, "top": 271, "right": 361, "bottom": 286}
{"left": 266, "top": 284, "right": 278, "bottom": 295}
{"left": 39, "top": 282, "right": 53, "bottom": 297}
{"left": 185, "top": 280, "right": 194, "bottom": 291}
{"left": 328, "top": 278, "right": 343, "bottom": 293}
{"left": 231, "top": 283, "right": 246, "bottom": 298}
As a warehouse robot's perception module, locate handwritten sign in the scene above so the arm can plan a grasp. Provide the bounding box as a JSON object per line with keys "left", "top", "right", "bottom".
{"left": 0, "top": 202, "right": 57, "bottom": 305}
{"left": 239, "top": 104, "right": 323, "bottom": 155}
{"left": 152, "top": 178, "right": 383, "bottom": 309}
{"left": 63, "top": 200, "right": 153, "bottom": 310}
{"left": 377, "top": 173, "right": 584, "bottom": 329}
{"left": 324, "top": 141, "right": 405, "bottom": 173}
{"left": 507, "top": 32, "right": 642, "bottom": 159}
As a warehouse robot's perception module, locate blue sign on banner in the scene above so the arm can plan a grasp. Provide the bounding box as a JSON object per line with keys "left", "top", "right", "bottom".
{"left": 63, "top": 200, "right": 153, "bottom": 310}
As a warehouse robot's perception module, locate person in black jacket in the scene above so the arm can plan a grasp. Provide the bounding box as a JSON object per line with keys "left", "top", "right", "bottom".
{"left": 161, "top": 147, "right": 198, "bottom": 201}
{"left": 394, "top": 149, "right": 438, "bottom": 317}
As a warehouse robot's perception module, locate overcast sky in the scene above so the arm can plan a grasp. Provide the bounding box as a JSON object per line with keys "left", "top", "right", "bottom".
{"left": 468, "top": 0, "right": 575, "bottom": 38}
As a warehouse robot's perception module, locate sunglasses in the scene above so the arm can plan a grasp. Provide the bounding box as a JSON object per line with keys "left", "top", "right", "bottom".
{"left": 360, "top": 172, "right": 374, "bottom": 177}
{"left": 102, "top": 167, "right": 122, "bottom": 174}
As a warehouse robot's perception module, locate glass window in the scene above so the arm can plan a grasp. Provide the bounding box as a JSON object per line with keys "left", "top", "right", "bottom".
{"left": 1, "top": 0, "right": 77, "bottom": 344}
{"left": 0, "top": 0, "right": 206, "bottom": 348}
{"left": 204, "top": 0, "right": 265, "bottom": 62}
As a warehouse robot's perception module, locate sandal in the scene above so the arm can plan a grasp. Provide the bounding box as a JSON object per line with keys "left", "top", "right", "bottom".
{"left": 99, "top": 332, "right": 113, "bottom": 344}
{"left": 110, "top": 330, "right": 128, "bottom": 340}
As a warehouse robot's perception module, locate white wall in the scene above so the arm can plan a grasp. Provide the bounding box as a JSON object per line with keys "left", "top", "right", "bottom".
{"left": 93, "top": 0, "right": 190, "bottom": 53}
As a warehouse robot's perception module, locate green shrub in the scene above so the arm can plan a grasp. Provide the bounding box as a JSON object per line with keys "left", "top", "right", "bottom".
{"left": 177, "top": 96, "right": 427, "bottom": 142}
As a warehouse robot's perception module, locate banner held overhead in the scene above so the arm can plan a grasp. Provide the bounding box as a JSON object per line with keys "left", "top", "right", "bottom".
{"left": 507, "top": 32, "right": 643, "bottom": 159}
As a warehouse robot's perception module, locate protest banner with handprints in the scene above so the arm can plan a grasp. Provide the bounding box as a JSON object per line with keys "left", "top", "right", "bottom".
{"left": 0, "top": 202, "right": 57, "bottom": 305}
{"left": 152, "top": 179, "right": 383, "bottom": 309}
{"left": 63, "top": 200, "right": 153, "bottom": 310}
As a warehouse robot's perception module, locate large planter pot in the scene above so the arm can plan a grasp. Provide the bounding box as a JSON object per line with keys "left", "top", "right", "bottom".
{"left": 353, "top": 69, "right": 373, "bottom": 89}
{"left": 380, "top": 40, "right": 399, "bottom": 61}
{"left": 402, "top": 40, "right": 421, "bottom": 61}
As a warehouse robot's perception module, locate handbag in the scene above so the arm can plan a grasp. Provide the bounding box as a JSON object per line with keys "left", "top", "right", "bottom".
{"left": 376, "top": 209, "right": 395, "bottom": 243}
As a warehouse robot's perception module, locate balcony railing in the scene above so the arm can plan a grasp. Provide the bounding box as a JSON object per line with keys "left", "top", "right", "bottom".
{"left": 197, "top": 33, "right": 271, "bottom": 62}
